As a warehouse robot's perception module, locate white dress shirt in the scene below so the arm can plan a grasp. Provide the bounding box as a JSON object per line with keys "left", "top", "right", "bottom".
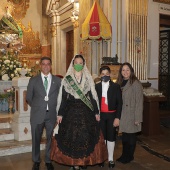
{"left": 41, "top": 72, "right": 52, "bottom": 110}
{"left": 102, "top": 81, "right": 109, "bottom": 104}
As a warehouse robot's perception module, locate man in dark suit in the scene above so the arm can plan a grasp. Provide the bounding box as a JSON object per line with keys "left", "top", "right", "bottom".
{"left": 26, "top": 56, "right": 61, "bottom": 170}
{"left": 95, "top": 66, "right": 122, "bottom": 168}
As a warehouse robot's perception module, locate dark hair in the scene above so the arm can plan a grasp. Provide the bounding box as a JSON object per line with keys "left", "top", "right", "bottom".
{"left": 73, "top": 54, "right": 85, "bottom": 65}
{"left": 40, "top": 56, "right": 52, "bottom": 64}
{"left": 99, "top": 66, "right": 111, "bottom": 74}
{"left": 116, "top": 62, "right": 139, "bottom": 85}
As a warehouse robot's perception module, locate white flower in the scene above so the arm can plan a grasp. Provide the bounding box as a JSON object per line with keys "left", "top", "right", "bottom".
{"left": 13, "top": 65, "right": 16, "bottom": 68}
{"left": 10, "top": 65, "right": 13, "bottom": 69}
{"left": 16, "top": 68, "right": 21, "bottom": 71}
{"left": 4, "top": 60, "right": 10, "bottom": 64}
{"left": 11, "top": 74, "right": 14, "bottom": 77}
{"left": 36, "top": 61, "right": 39, "bottom": 65}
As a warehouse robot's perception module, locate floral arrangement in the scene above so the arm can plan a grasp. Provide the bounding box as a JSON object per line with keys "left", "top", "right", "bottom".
{"left": 0, "top": 87, "right": 14, "bottom": 101}
{"left": 0, "top": 52, "right": 22, "bottom": 80}
{"left": 4, "top": 87, "right": 15, "bottom": 100}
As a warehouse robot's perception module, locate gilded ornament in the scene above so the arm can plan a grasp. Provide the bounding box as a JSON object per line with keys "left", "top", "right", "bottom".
{"left": 50, "top": 25, "right": 57, "bottom": 37}
{"left": 8, "top": 0, "right": 30, "bottom": 21}
{"left": 72, "top": 20, "right": 79, "bottom": 28}
{"left": 18, "top": 21, "right": 41, "bottom": 54}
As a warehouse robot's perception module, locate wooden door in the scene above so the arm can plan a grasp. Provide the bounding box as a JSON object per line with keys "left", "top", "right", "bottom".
{"left": 66, "top": 30, "right": 74, "bottom": 70}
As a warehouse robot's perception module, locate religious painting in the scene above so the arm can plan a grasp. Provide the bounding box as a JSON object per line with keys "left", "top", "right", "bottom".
{"left": 153, "top": 0, "right": 170, "bottom": 4}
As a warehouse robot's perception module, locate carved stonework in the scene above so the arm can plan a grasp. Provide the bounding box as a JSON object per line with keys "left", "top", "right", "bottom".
{"left": 72, "top": 20, "right": 79, "bottom": 28}
{"left": 23, "top": 90, "right": 28, "bottom": 111}
{"left": 16, "top": 90, "right": 18, "bottom": 111}
{"left": 24, "top": 127, "right": 28, "bottom": 134}
{"left": 8, "top": 0, "right": 30, "bottom": 21}
{"left": 50, "top": 25, "right": 57, "bottom": 37}
{"left": 19, "top": 21, "right": 41, "bottom": 54}
{"left": 46, "top": 0, "right": 60, "bottom": 15}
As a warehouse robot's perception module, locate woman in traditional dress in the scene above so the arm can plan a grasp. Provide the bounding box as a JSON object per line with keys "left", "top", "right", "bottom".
{"left": 51, "top": 54, "right": 107, "bottom": 170}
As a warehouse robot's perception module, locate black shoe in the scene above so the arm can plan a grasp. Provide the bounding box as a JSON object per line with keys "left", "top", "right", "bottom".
{"left": 98, "top": 162, "right": 104, "bottom": 167}
{"left": 32, "top": 162, "right": 40, "bottom": 170}
{"left": 121, "top": 156, "right": 134, "bottom": 164}
{"left": 81, "top": 166, "right": 87, "bottom": 169}
{"left": 116, "top": 155, "right": 126, "bottom": 162}
{"left": 46, "top": 163, "right": 54, "bottom": 170}
{"left": 108, "top": 161, "right": 115, "bottom": 168}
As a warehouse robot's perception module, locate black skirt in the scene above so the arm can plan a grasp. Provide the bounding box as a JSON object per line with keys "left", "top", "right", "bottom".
{"left": 56, "top": 99, "right": 100, "bottom": 159}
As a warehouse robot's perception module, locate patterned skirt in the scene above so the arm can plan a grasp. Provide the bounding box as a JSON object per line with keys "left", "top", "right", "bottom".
{"left": 51, "top": 100, "right": 107, "bottom": 166}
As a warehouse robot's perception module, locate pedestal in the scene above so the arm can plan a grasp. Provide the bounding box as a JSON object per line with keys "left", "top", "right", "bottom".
{"left": 142, "top": 95, "right": 166, "bottom": 136}
{"left": 11, "top": 76, "right": 31, "bottom": 141}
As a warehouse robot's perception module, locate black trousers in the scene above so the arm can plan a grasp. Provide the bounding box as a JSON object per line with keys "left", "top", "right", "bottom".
{"left": 100, "top": 112, "right": 116, "bottom": 141}
{"left": 122, "top": 132, "right": 136, "bottom": 159}
{"left": 122, "top": 132, "right": 136, "bottom": 146}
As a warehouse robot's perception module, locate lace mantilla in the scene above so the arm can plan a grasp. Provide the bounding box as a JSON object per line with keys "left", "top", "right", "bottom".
{"left": 57, "top": 56, "right": 99, "bottom": 113}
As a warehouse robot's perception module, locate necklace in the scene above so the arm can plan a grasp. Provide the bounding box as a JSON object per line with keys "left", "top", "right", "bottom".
{"left": 74, "top": 74, "right": 83, "bottom": 84}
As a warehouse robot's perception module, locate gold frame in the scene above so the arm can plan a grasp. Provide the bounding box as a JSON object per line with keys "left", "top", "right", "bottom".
{"left": 153, "top": 0, "right": 170, "bottom": 4}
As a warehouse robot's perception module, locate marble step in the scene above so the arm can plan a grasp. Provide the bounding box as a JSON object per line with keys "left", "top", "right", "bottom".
{"left": 0, "top": 139, "right": 46, "bottom": 156}
{"left": 0, "top": 128, "right": 14, "bottom": 142}
{"left": 0, "top": 122, "right": 11, "bottom": 129}
{"left": 0, "top": 113, "right": 12, "bottom": 123}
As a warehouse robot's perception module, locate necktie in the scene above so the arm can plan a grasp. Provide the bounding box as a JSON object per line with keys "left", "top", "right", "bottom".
{"left": 44, "top": 76, "right": 48, "bottom": 91}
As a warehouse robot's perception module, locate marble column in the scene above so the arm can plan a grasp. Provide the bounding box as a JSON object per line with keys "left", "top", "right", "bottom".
{"left": 11, "top": 76, "right": 31, "bottom": 141}
{"left": 50, "top": 22, "right": 57, "bottom": 75}
{"left": 73, "top": 20, "right": 80, "bottom": 55}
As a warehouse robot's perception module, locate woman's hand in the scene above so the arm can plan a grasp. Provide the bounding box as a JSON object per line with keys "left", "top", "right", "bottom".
{"left": 113, "top": 118, "right": 119, "bottom": 127}
{"left": 95, "top": 114, "right": 100, "bottom": 122}
{"left": 57, "top": 116, "right": 62, "bottom": 124}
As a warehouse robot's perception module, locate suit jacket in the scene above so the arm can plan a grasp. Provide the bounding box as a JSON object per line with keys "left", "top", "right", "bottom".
{"left": 95, "top": 81, "right": 122, "bottom": 119}
{"left": 26, "top": 74, "right": 61, "bottom": 124}
{"left": 119, "top": 80, "right": 143, "bottom": 133}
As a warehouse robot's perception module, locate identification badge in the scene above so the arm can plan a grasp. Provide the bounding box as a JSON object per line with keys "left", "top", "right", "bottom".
{"left": 44, "top": 96, "right": 49, "bottom": 101}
